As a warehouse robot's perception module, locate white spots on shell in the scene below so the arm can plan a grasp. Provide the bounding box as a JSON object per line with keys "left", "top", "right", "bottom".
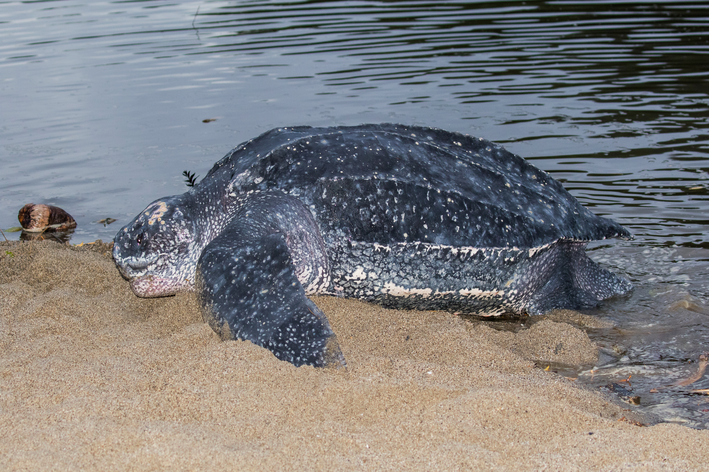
{"left": 383, "top": 282, "right": 432, "bottom": 298}
{"left": 346, "top": 267, "right": 367, "bottom": 281}
{"left": 458, "top": 288, "right": 505, "bottom": 298}
{"left": 228, "top": 169, "right": 259, "bottom": 195}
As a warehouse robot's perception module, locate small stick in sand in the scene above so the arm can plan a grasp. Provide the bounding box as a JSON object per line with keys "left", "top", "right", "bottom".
{"left": 674, "top": 353, "right": 708, "bottom": 387}
{"left": 651, "top": 352, "right": 708, "bottom": 393}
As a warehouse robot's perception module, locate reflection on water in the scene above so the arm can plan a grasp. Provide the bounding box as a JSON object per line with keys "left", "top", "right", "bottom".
{"left": 19, "top": 229, "right": 75, "bottom": 244}
{"left": 1, "top": 0, "right": 708, "bottom": 428}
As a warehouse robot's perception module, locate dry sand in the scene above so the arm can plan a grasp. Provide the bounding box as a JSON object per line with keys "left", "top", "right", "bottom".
{"left": 1, "top": 240, "right": 707, "bottom": 470}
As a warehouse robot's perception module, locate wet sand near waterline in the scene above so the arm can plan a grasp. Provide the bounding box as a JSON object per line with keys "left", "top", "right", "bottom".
{"left": 1, "top": 240, "right": 707, "bottom": 470}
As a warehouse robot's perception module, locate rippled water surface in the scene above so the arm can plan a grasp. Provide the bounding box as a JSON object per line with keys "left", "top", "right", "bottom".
{"left": 1, "top": 0, "right": 708, "bottom": 427}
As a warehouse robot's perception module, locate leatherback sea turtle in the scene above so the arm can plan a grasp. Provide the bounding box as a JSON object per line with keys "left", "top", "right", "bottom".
{"left": 113, "top": 124, "right": 632, "bottom": 368}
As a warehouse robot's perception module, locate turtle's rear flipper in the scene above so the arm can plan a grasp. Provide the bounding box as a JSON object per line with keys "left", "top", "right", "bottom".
{"left": 196, "top": 193, "right": 344, "bottom": 368}
{"left": 526, "top": 240, "right": 632, "bottom": 315}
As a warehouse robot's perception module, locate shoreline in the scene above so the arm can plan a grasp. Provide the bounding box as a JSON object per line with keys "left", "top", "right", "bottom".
{"left": 1, "top": 240, "right": 707, "bottom": 470}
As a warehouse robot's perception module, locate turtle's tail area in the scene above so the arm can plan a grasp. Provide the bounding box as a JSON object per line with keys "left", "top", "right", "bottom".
{"left": 526, "top": 240, "right": 632, "bottom": 315}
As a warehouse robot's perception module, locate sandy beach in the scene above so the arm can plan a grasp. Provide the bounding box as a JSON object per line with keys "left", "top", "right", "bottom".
{"left": 1, "top": 239, "right": 707, "bottom": 470}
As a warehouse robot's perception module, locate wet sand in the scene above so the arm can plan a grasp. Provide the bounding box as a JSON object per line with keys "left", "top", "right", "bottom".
{"left": 1, "top": 240, "right": 707, "bottom": 470}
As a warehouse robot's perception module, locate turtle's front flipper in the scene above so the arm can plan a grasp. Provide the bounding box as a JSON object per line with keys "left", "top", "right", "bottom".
{"left": 195, "top": 192, "right": 344, "bottom": 368}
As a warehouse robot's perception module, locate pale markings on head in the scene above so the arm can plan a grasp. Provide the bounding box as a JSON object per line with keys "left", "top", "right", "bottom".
{"left": 145, "top": 201, "right": 169, "bottom": 226}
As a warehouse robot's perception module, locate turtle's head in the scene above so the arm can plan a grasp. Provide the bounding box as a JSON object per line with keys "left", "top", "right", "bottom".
{"left": 113, "top": 195, "right": 199, "bottom": 297}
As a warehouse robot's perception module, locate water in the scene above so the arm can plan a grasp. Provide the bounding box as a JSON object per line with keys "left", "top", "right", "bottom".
{"left": 1, "top": 0, "right": 708, "bottom": 427}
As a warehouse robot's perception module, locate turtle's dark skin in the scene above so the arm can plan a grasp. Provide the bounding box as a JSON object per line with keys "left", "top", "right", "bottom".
{"left": 113, "top": 124, "right": 632, "bottom": 368}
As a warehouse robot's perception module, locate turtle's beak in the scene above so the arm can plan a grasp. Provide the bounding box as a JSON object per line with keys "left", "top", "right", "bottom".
{"left": 112, "top": 243, "right": 158, "bottom": 281}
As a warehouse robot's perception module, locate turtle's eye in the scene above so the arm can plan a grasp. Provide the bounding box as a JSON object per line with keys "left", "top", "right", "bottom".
{"left": 136, "top": 232, "right": 144, "bottom": 245}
